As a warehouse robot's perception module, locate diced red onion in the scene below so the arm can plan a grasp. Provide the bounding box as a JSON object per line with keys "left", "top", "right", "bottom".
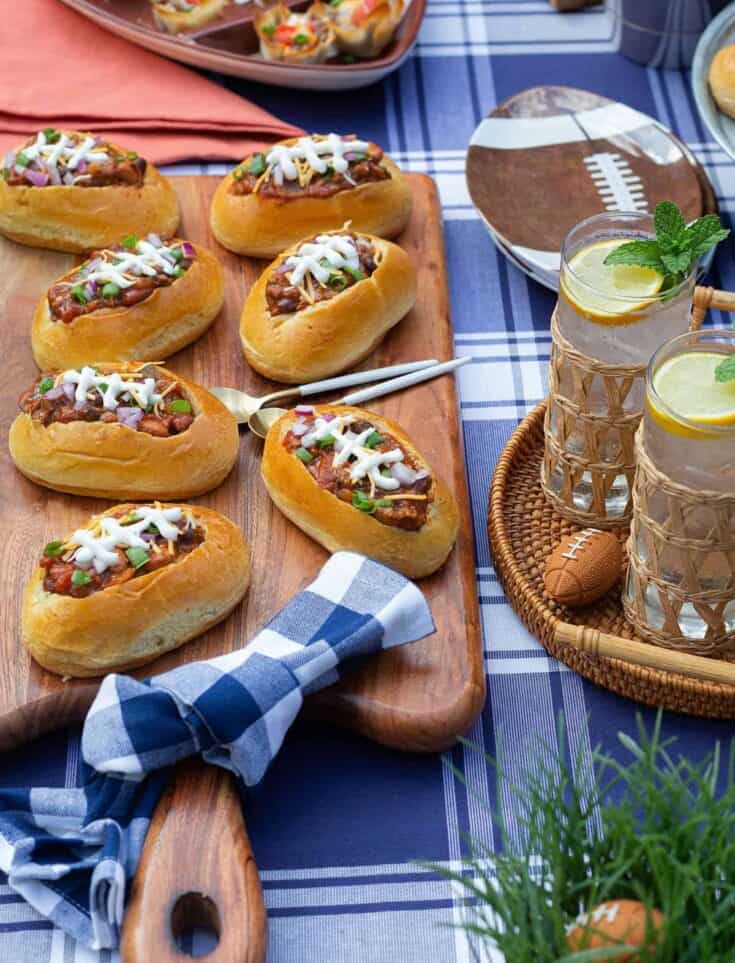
{"left": 62, "top": 383, "right": 75, "bottom": 402}
{"left": 74, "top": 399, "right": 87, "bottom": 411}
{"left": 391, "top": 462, "right": 417, "bottom": 486}
{"left": 76, "top": 160, "right": 88, "bottom": 174}
{"left": 47, "top": 165, "right": 61, "bottom": 186}
{"left": 62, "top": 172, "right": 75, "bottom": 185}
{"left": 291, "top": 419, "right": 309, "bottom": 437}
{"left": 85, "top": 280, "right": 98, "bottom": 299}
{"left": 147, "top": 233, "right": 162, "bottom": 247}
{"left": 141, "top": 531, "right": 157, "bottom": 542}
{"left": 14, "top": 165, "right": 25, "bottom": 176}
{"left": 42, "top": 385, "right": 65, "bottom": 401}
{"left": 86, "top": 257, "right": 102, "bottom": 274}
{"left": 24, "top": 168, "right": 49, "bottom": 187}
{"left": 344, "top": 152, "right": 359, "bottom": 160}
{"left": 321, "top": 412, "right": 335, "bottom": 422}
{"left": 3, "top": 151, "right": 14, "bottom": 168}
{"left": 117, "top": 407, "right": 144, "bottom": 428}
{"left": 181, "top": 241, "right": 195, "bottom": 259}
{"left": 295, "top": 405, "right": 314, "bottom": 416}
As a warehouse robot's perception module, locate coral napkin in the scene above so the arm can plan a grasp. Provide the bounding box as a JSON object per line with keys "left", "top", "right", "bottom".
{"left": 0, "top": 0, "right": 302, "bottom": 164}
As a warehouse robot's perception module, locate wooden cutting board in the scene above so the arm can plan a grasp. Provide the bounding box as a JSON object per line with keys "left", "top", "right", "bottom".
{"left": 0, "top": 173, "right": 484, "bottom": 756}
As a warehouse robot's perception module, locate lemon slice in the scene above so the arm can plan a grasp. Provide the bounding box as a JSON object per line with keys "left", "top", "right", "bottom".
{"left": 648, "top": 350, "right": 735, "bottom": 438}
{"left": 561, "top": 238, "right": 664, "bottom": 325}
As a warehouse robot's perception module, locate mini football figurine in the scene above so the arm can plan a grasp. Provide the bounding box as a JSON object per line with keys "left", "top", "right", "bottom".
{"left": 544, "top": 527, "right": 622, "bottom": 608}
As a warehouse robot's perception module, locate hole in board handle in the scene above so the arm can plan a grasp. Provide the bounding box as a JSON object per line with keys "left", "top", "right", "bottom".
{"left": 170, "top": 892, "right": 221, "bottom": 958}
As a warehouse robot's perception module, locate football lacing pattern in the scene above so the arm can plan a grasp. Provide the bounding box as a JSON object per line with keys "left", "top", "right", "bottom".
{"left": 561, "top": 527, "right": 602, "bottom": 561}
{"left": 583, "top": 152, "right": 647, "bottom": 213}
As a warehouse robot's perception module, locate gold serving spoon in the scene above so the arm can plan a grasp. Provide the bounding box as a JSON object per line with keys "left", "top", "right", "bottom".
{"left": 210, "top": 360, "right": 439, "bottom": 426}
{"left": 248, "top": 356, "right": 472, "bottom": 439}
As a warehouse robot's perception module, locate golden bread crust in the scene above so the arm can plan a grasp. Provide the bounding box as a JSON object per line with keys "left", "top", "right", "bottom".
{"left": 9, "top": 365, "right": 239, "bottom": 499}
{"left": 31, "top": 242, "right": 224, "bottom": 370}
{"left": 210, "top": 156, "right": 412, "bottom": 258}
{"left": 0, "top": 165, "right": 180, "bottom": 253}
{"left": 240, "top": 234, "right": 416, "bottom": 382}
{"left": 261, "top": 404, "right": 458, "bottom": 578}
{"left": 22, "top": 504, "right": 251, "bottom": 677}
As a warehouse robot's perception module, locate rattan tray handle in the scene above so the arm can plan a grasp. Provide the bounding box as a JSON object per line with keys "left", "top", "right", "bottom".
{"left": 554, "top": 622, "right": 735, "bottom": 685}
{"left": 691, "top": 285, "right": 735, "bottom": 328}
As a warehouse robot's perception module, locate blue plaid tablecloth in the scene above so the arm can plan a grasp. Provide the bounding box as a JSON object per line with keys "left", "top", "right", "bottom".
{"left": 4, "top": 3, "right": 735, "bottom": 961}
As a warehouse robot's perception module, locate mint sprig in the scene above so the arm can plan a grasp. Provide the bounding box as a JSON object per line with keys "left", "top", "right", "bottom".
{"left": 603, "top": 200, "right": 729, "bottom": 291}
{"left": 715, "top": 355, "right": 735, "bottom": 383}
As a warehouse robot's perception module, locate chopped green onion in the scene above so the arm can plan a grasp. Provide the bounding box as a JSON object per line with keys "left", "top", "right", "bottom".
{"left": 261, "top": 22, "right": 275, "bottom": 35}
{"left": 121, "top": 513, "right": 140, "bottom": 526}
{"left": 173, "top": 266, "right": 186, "bottom": 278}
{"left": 317, "top": 434, "right": 335, "bottom": 448}
{"left": 121, "top": 234, "right": 139, "bottom": 250}
{"left": 15, "top": 153, "right": 30, "bottom": 168}
{"left": 71, "top": 569, "right": 92, "bottom": 586}
{"left": 169, "top": 399, "right": 192, "bottom": 414}
{"left": 323, "top": 164, "right": 334, "bottom": 179}
{"left": 43, "top": 540, "right": 64, "bottom": 557}
{"left": 328, "top": 273, "right": 348, "bottom": 291}
{"left": 344, "top": 266, "right": 366, "bottom": 282}
{"left": 330, "top": 0, "right": 345, "bottom": 7}
{"left": 71, "top": 284, "right": 88, "bottom": 304}
{"left": 295, "top": 447, "right": 314, "bottom": 464}
{"left": 126, "top": 547, "right": 150, "bottom": 570}
{"left": 381, "top": 468, "right": 392, "bottom": 477}
{"left": 365, "top": 430, "right": 385, "bottom": 449}
{"left": 102, "top": 282, "right": 120, "bottom": 299}
{"left": 171, "top": 246, "right": 184, "bottom": 261}
{"left": 293, "top": 32, "right": 309, "bottom": 45}
{"left": 352, "top": 491, "right": 375, "bottom": 513}
{"left": 232, "top": 167, "right": 245, "bottom": 180}
{"left": 1, "top": 169, "right": 8, "bottom": 182}
{"left": 374, "top": 499, "right": 392, "bottom": 508}
{"left": 246, "top": 153, "right": 267, "bottom": 176}
{"left": 126, "top": 151, "right": 138, "bottom": 160}
{"left": 42, "top": 127, "right": 60, "bottom": 143}
{"left": 38, "top": 376, "right": 55, "bottom": 394}
{"left": 98, "top": 382, "right": 109, "bottom": 393}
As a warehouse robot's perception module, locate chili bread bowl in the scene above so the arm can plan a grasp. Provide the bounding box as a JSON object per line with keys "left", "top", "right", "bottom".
{"left": 31, "top": 234, "right": 224, "bottom": 370}
{"left": 0, "top": 128, "right": 179, "bottom": 253}
{"left": 261, "top": 404, "right": 458, "bottom": 578}
{"left": 210, "top": 133, "right": 412, "bottom": 258}
{"left": 22, "top": 503, "right": 250, "bottom": 677}
{"left": 152, "top": 0, "right": 227, "bottom": 33}
{"left": 9, "top": 363, "right": 239, "bottom": 500}
{"left": 241, "top": 228, "right": 416, "bottom": 383}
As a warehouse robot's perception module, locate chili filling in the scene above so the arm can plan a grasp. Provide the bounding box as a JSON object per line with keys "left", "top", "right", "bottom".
{"left": 2, "top": 129, "right": 146, "bottom": 189}
{"left": 259, "top": 12, "right": 333, "bottom": 54}
{"left": 284, "top": 413, "right": 431, "bottom": 531}
{"left": 230, "top": 136, "right": 389, "bottom": 200}
{"left": 40, "top": 506, "right": 203, "bottom": 599}
{"left": 47, "top": 235, "right": 195, "bottom": 324}
{"left": 19, "top": 365, "right": 195, "bottom": 437}
{"left": 266, "top": 232, "right": 377, "bottom": 316}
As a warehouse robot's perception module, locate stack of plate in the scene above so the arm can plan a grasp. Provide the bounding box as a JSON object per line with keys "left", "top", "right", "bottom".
{"left": 466, "top": 86, "right": 717, "bottom": 292}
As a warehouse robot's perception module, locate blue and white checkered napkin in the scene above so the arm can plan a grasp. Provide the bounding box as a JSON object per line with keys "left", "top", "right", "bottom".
{"left": 0, "top": 552, "right": 434, "bottom": 950}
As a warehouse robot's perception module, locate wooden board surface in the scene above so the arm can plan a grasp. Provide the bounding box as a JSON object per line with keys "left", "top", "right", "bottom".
{"left": 0, "top": 174, "right": 484, "bottom": 754}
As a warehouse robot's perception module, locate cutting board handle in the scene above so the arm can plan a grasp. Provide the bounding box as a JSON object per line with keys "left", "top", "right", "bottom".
{"left": 121, "top": 762, "right": 267, "bottom": 963}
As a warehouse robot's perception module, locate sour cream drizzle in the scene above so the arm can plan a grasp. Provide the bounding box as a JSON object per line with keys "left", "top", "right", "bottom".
{"left": 266, "top": 134, "right": 370, "bottom": 187}
{"left": 71, "top": 507, "right": 184, "bottom": 574}
{"left": 301, "top": 415, "right": 403, "bottom": 491}
{"left": 284, "top": 234, "right": 360, "bottom": 287}
{"left": 21, "top": 130, "right": 109, "bottom": 176}
{"left": 80, "top": 237, "right": 184, "bottom": 289}
{"left": 61, "top": 366, "right": 162, "bottom": 411}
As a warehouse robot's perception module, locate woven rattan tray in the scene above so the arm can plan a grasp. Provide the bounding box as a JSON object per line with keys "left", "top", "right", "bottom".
{"left": 488, "top": 403, "right": 735, "bottom": 718}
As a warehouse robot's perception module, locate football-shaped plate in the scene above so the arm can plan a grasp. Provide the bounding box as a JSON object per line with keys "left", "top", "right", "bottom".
{"left": 692, "top": 3, "right": 735, "bottom": 161}
{"left": 466, "top": 86, "right": 712, "bottom": 290}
